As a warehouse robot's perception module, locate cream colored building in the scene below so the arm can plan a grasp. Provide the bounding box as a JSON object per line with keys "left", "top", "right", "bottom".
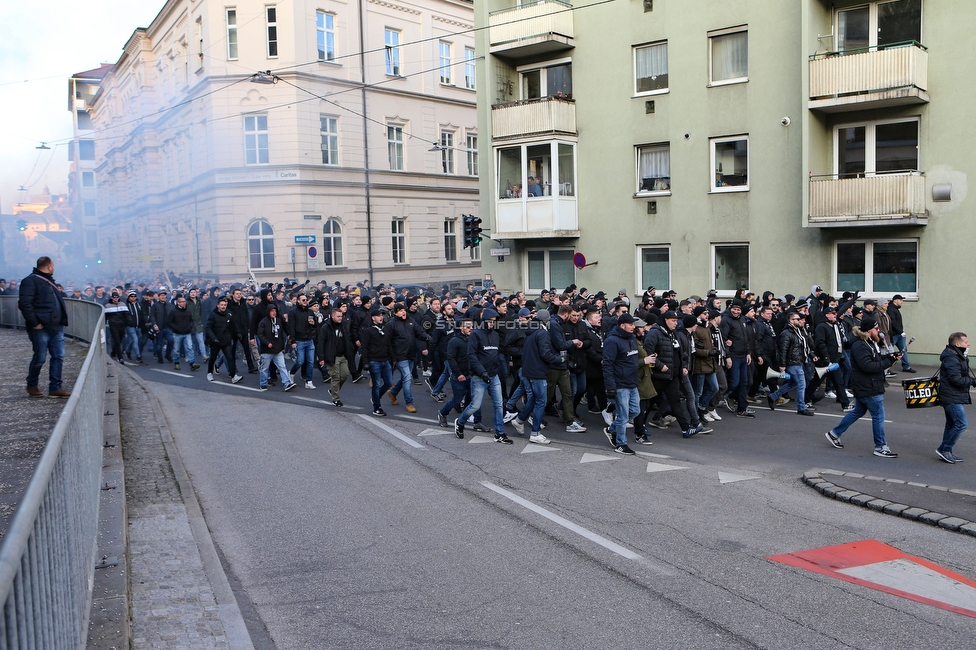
{"left": 89, "top": 0, "right": 480, "bottom": 285}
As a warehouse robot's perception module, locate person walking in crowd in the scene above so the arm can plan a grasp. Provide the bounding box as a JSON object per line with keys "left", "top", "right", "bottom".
{"left": 317, "top": 305, "right": 354, "bottom": 407}
{"left": 104, "top": 291, "right": 129, "bottom": 364}
{"left": 361, "top": 308, "right": 394, "bottom": 416}
{"left": 386, "top": 303, "right": 430, "bottom": 413}
{"left": 767, "top": 311, "right": 815, "bottom": 416}
{"left": 455, "top": 309, "right": 511, "bottom": 444}
{"left": 256, "top": 303, "right": 295, "bottom": 392}
{"left": 18, "top": 256, "right": 71, "bottom": 398}
{"left": 149, "top": 288, "right": 175, "bottom": 364}
{"left": 288, "top": 292, "right": 318, "bottom": 389}
{"left": 510, "top": 311, "right": 560, "bottom": 444}
{"left": 935, "top": 332, "right": 975, "bottom": 464}
{"left": 438, "top": 319, "right": 473, "bottom": 428}
{"left": 602, "top": 313, "right": 640, "bottom": 455}
{"left": 888, "top": 294, "right": 916, "bottom": 373}
{"left": 167, "top": 294, "right": 200, "bottom": 371}
{"left": 205, "top": 296, "right": 243, "bottom": 384}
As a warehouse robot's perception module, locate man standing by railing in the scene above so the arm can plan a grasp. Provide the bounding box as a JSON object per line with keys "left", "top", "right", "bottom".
{"left": 17, "top": 256, "right": 71, "bottom": 398}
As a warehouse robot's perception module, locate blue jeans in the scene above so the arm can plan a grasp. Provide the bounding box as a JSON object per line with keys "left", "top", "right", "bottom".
{"left": 125, "top": 326, "right": 141, "bottom": 359}
{"left": 172, "top": 333, "right": 196, "bottom": 364}
{"left": 940, "top": 404, "right": 967, "bottom": 453}
{"left": 612, "top": 387, "right": 640, "bottom": 446}
{"left": 517, "top": 377, "right": 548, "bottom": 433}
{"left": 770, "top": 365, "right": 808, "bottom": 412}
{"left": 260, "top": 352, "right": 293, "bottom": 388}
{"left": 439, "top": 373, "right": 469, "bottom": 417}
{"left": 27, "top": 326, "right": 65, "bottom": 391}
{"left": 506, "top": 369, "right": 527, "bottom": 411}
{"left": 390, "top": 359, "right": 415, "bottom": 404}
{"left": 432, "top": 364, "right": 450, "bottom": 395}
{"left": 570, "top": 370, "right": 587, "bottom": 408}
{"left": 693, "top": 372, "right": 719, "bottom": 412}
{"left": 893, "top": 333, "right": 911, "bottom": 370}
{"left": 726, "top": 357, "right": 749, "bottom": 413}
{"left": 368, "top": 361, "right": 394, "bottom": 409}
{"left": 831, "top": 394, "right": 887, "bottom": 449}
{"left": 460, "top": 375, "right": 504, "bottom": 434}
{"left": 192, "top": 331, "right": 207, "bottom": 358}
{"left": 290, "top": 340, "right": 316, "bottom": 381}
{"left": 153, "top": 328, "right": 174, "bottom": 361}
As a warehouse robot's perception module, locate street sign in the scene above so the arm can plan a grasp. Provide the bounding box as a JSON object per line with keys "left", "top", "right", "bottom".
{"left": 288, "top": 247, "right": 296, "bottom": 264}
{"left": 294, "top": 235, "right": 316, "bottom": 244}
{"left": 151, "top": 255, "right": 163, "bottom": 262}
{"left": 490, "top": 248, "right": 511, "bottom": 257}
{"left": 573, "top": 253, "right": 586, "bottom": 269}
{"left": 308, "top": 246, "right": 317, "bottom": 258}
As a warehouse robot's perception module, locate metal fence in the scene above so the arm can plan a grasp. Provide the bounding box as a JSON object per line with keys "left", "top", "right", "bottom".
{"left": 0, "top": 296, "right": 106, "bottom": 649}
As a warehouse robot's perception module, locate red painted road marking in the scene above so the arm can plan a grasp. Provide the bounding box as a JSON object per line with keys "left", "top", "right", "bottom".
{"left": 769, "top": 539, "right": 976, "bottom": 619}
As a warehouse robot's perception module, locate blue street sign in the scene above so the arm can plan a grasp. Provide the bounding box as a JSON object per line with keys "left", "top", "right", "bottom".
{"left": 294, "top": 235, "right": 316, "bottom": 244}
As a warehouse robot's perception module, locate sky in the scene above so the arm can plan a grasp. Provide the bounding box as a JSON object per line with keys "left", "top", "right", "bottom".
{"left": 0, "top": 1, "right": 163, "bottom": 213}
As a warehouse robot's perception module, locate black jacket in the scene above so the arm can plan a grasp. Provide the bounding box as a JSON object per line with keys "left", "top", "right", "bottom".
{"left": 777, "top": 325, "right": 812, "bottom": 368}
{"left": 521, "top": 325, "right": 562, "bottom": 380}
{"left": 288, "top": 304, "right": 317, "bottom": 342}
{"left": 317, "top": 316, "right": 354, "bottom": 365}
{"left": 467, "top": 326, "right": 502, "bottom": 378}
{"left": 227, "top": 298, "right": 250, "bottom": 340}
{"left": 137, "top": 299, "right": 154, "bottom": 332}
{"left": 166, "top": 306, "right": 195, "bottom": 335}
{"left": 937, "top": 345, "right": 975, "bottom": 406}
{"left": 583, "top": 323, "right": 604, "bottom": 381}
{"left": 205, "top": 308, "right": 237, "bottom": 347}
{"left": 360, "top": 323, "right": 392, "bottom": 363}
{"left": 385, "top": 316, "right": 429, "bottom": 362}
{"left": 887, "top": 302, "right": 905, "bottom": 336}
{"left": 446, "top": 332, "right": 471, "bottom": 378}
{"left": 644, "top": 324, "right": 679, "bottom": 381}
{"left": 720, "top": 312, "right": 751, "bottom": 358}
{"left": 814, "top": 320, "right": 846, "bottom": 365}
{"left": 564, "top": 317, "right": 590, "bottom": 372}
{"left": 18, "top": 269, "right": 68, "bottom": 329}
{"left": 548, "top": 314, "right": 574, "bottom": 370}
{"left": 150, "top": 300, "right": 174, "bottom": 330}
{"left": 256, "top": 315, "right": 287, "bottom": 354}
{"left": 849, "top": 330, "right": 895, "bottom": 399}
{"left": 602, "top": 326, "right": 640, "bottom": 391}
{"left": 753, "top": 317, "right": 777, "bottom": 364}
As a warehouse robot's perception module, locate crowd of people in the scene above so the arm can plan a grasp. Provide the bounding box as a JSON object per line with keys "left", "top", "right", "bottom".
{"left": 13, "top": 257, "right": 975, "bottom": 463}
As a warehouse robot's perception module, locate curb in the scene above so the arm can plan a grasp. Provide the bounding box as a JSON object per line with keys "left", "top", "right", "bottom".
{"left": 802, "top": 468, "right": 976, "bottom": 537}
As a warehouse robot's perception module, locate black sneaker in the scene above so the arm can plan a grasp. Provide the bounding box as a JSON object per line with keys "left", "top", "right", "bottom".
{"left": 433, "top": 393, "right": 446, "bottom": 403}
{"left": 648, "top": 419, "right": 668, "bottom": 429}
{"left": 472, "top": 423, "right": 489, "bottom": 433}
{"left": 248, "top": 367, "right": 259, "bottom": 374}
{"left": 174, "top": 363, "right": 180, "bottom": 371}
{"left": 825, "top": 431, "right": 844, "bottom": 449}
{"left": 797, "top": 409, "right": 815, "bottom": 416}
{"left": 438, "top": 413, "right": 448, "bottom": 427}
{"left": 603, "top": 426, "right": 615, "bottom": 447}
{"left": 373, "top": 407, "right": 387, "bottom": 417}
{"left": 190, "top": 363, "right": 200, "bottom": 371}
{"left": 936, "top": 449, "right": 956, "bottom": 464}
{"left": 352, "top": 374, "right": 365, "bottom": 383}
{"left": 614, "top": 445, "right": 636, "bottom": 455}
{"left": 873, "top": 446, "right": 898, "bottom": 458}
{"left": 951, "top": 452, "right": 964, "bottom": 462}
{"left": 333, "top": 399, "right": 343, "bottom": 407}
{"left": 683, "top": 426, "right": 699, "bottom": 439}
{"left": 454, "top": 418, "right": 465, "bottom": 439}
{"left": 736, "top": 411, "right": 755, "bottom": 419}
{"left": 635, "top": 434, "right": 653, "bottom": 445}
{"left": 494, "top": 433, "right": 513, "bottom": 445}
{"left": 725, "top": 397, "right": 737, "bottom": 413}
{"left": 258, "top": 386, "right": 268, "bottom": 392}
{"left": 903, "top": 367, "right": 917, "bottom": 373}
{"left": 767, "top": 395, "right": 776, "bottom": 411}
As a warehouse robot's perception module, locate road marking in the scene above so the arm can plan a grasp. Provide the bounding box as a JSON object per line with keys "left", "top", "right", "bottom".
{"left": 418, "top": 428, "right": 451, "bottom": 437}
{"left": 718, "top": 471, "right": 760, "bottom": 484}
{"left": 580, "top": 453, "right": 619, "bottom": 463}
{"left": 645, "top": 462, "right": 688, "bottom": 473}
{"left": 636, "top": 451, "right": 672, "bottom": 459}
{"left": 356, "top": 415, "right": 425, "bottom": 449}
{"left": 468, "top": 435, "right": 495, "bottom": 444}
{"left": 291, "top": 395, "right": 362, "bottom": 410}
{"left": 152, "top": 369, "right": 192, "bottom": 378}
{"left": 223, "top": 382, "right": 264, "bottom": 392}
{"left": 481, "top": 481, "right": 642, "bottom": 560}
{"left": 769, "top": 539, "right": 976, "bottom": 619}
{"left": 521, "top": 444, "right": 559, "bottom": 454}
{"left": 757, "top": 405, "right": 892, "bottom": 423}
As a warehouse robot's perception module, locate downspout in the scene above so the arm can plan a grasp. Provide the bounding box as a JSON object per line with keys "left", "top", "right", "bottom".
{"left": 358, "top": 0, "right": 374, "bottom": 285}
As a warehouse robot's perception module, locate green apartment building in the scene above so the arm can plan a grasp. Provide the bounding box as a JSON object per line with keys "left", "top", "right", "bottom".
{"left": 475, "top": 0, "right": 974, "bottom": 359}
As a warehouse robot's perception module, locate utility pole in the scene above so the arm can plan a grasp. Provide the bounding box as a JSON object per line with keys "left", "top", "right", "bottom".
{"left": 358, "top": 0, "right": 374, "bottom": 285}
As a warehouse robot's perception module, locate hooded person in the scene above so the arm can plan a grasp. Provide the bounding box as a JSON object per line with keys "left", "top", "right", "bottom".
{"left": 454, "top": 308, "right": 513, "bottom": 444}
{"left": 935, "top": 331, "right": 976, "bottom": 463}
{"left": 205, "top": 296, "right": 242, "bottom": 383}
{"left": 257, "top": 303, "right": 295, "bottom": 391}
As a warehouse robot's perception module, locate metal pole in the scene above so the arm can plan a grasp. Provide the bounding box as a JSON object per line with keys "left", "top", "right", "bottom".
{"left": 358, "top": 0, "right": 374, "bottom": 286}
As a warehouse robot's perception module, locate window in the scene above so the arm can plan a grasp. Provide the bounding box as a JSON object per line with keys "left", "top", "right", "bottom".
{"left": 266, "top": 6, "right": 278, "bottom": 58}
{"left": 77, "top": 110, "right": 93, "bottom": 130}
{"left": 836, "top": 239, "right": 918, "bottom": 295}
{"left": 85, "top": 230, "right": 98, "bottom": 248}
{"left": 387, "top": 124, "right": 404, "bottom": 171}
{"left": 636, "top": 144, "right": 670, "bottom": 194}
{"left": 444, "top": 219, "right": 457, "bottom": 262}
{"left": 496, "top": 142, "right": 576, "bottom": 199}
{"left": 710, "top": 135, "right": 749, "bottom": 192}
{"left": 392, "top": 219, "right": 406, "bottom": 264}
{"left": 634, "top": 41, "right": 668, "bottom": 95}
{"left": 835, "top": 119, "right": 919, "bottom": 177}
{"left": 837, "top": 0, "right": 921, "bottom": 53}
{"left": 79, "top": 139, "right": 95, "bottom": 160}
{"left": 83, "top": 201, "right": 96, "bottom": 217}
{"left": 712, "top": 244, "right": 749, "bottom": 295}
{"left": 226, "top": 9, "right": 238, "bottom": 60}
{"left": 470, "top": 242, "right": 481, "bottom": 261}
{"left": 464, "top": 47, "right": 476, "bottom": 89}
{"left": 320, "top": 116, "right": 338, "bottom": 165}
{"left": 196, "top": 18, "right": 204, "bottom": 63}
{"left": 498, "top": 147, "right": 522, "bottom": 199}
{"left": 317, "top": 11, "right": 336, "bottom": 62}
{"left": 82, "top": 171, "right": 95, "bottom": 187}
{"left": 527, "top": 249, "right": 575, "bottom": 292}
{"left": 709, "top": 28, "right": 748, "bottom": 85}
{"left": 440, "top": 131, "right": 454, "bottom": 174}
{"left": 248, "top": 220, "right": 275, "bottom": 269}
{"left": 639, "top": 247, "right": 670, "bottom": 291}
{"left": 520, "top": 61, "right": 572, "bottom": 100}
{"left": 466, "top": 134, "right": 478, "bottom": 176}
{"left": 385, "top": 29, "right": 401, "bottom": 76}
{"left": 244, "top": 115, "right": 269, "bottom": 165}
{"left": 439, "top": 41, "right": 452, "bottom": 84}
{"left": 322, "top": 218, "right": 343, "bottom": 266}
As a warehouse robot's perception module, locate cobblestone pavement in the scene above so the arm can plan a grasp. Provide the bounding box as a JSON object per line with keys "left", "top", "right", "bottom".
{"left": 120, "top": 371, "right": 231, "bottom": 649}
{"left": 0, "top": 328, "right": 86, "bottom": 539}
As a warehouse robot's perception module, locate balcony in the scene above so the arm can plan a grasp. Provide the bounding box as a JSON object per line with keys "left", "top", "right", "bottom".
{"left": 489, "top": 0, "right": 574, "bottom": 60}
{"left": 491, "top": 96, "right": 576, "bottom": 141}
{"left": 809, "top": 173, "right": 927, "bottom": 227}
{"left": 809, "top": 43, "right": 928, "bottom": 113}
{"left": 494, "top": 195, "right": 578, "bottom": 239}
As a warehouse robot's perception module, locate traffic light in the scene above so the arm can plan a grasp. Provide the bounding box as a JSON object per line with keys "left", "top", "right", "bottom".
{"left": 462, "top": 214, "right": 483, "bottom": 249}
{"left": 17, "top": 219, "right": 27, "bottom": 231}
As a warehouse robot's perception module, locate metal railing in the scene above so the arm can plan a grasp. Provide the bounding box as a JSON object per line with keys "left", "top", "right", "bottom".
{"left": 0, "top": 297, "right": 106, "bottom": 649}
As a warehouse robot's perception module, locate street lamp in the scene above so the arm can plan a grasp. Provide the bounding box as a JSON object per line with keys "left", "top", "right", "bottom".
{"left": 36, "top": 142, "right": 50, "bottom": 150}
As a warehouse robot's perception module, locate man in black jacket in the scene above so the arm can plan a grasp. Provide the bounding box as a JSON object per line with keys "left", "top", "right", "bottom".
{"left": 602, "top": 313, "right": 640, "bottom": 454}
{"left": 888, "top": 294, "right": 916, "bottom": 373}
{"left": 166, "top": 295, "right": 199, "bottom": 371}
{"left": 438, "top": 319, "right": 473, "bottom": 427}
{"left": 205, "top": 297, "right": 242, "bottom": 383}
{"left": 149, "top": 289, "right": 175, "bottom": 364}
{"left": 720, "top": 300, "right": 753, "bottom": 417}
{"left": 386, "top": 303, "right": 430, "bottom": 413}
{"left": 455, "top": 309, "right": 512, "bottom": 444}
{"left": 767, "top": 312, "right": 814, "bottom": 415}
{"left": 811, "top": 308, "right": 851, "bottom": 411}
{"left": 257, "top": 304, "right": 295, "bottom": 391}
{"left": 228, "top": 288, "right": 257, "bottom": 373}
{"left": 935, "top": 332, "right": 975, "bottom": 463}
{"left": 510, "top": 311, "right": 561, "bottom": 443}
{"left": 317, "top": 307, "right": 354, "bottom": 406}
{"left": 361, "top": 309, "right": 394, "bottom": 416}
{"left": 288, "top": 293, "right": 318, "bottom": 388}
{"left": 18, "top": 256, "right": 71, "bottom": 397}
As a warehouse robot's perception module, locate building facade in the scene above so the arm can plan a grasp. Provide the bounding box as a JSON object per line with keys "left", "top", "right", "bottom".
{"left": 88, "top": 0, "right": 480, "bottom": 286}
{"left": 475, "top": 0, "right": 974, "bottom": 358}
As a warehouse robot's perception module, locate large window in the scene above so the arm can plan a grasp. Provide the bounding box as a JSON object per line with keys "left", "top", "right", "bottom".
{"left": 322, "top": 218, "right": 343, "bottom": 267}
{"left": 79, "top": 139, "right": 95, "bottom": 160}
{"left": 226, "top": 9, "right": 238, "bottom": 60}
{"left": 712, "top": 244, "right": 749, "bottom": 295}
{"left": 466, "top": 134, "right": 478, "bottom": 177}
{"left": 837, "top": 0, "right": 921, "bottom": 53}
{"left": 385, "top": 29, "right": 401, "bottom": 76}
{"left": 84, "top": 201, "right": 96, "bottom": 217}
{"left": 710, "top": 135, "right": 748, "bottom": 192}
{"left": 317, "top": 11, "right": 336, "bottom": 62}
{"left": 387, "top": 124, "right": 404, "bottom": 171}
{"left": 440, "top": 131, "right": 455, "bottom": 174}
{"left": 464, "top": 47, "right": 476, "bottom": 90}
{"left": 266, "top": 6, "right": 278, "bottom": 58}
{"left": 709, "top": 28, "right": 748, "bottom": 85}
{"left": 82, "top": 171, "right": 95, "bottom": 187}
{"left": 636, "top": 144, "right": 670, "bottom": 194}
{"left": 527, "top": 249, "right": 575, "bottom": 293}
{"left": 520, "top": 61, "right": 572, "bottom": 100}
{"left": 836, "top": 239, "right": 918, "bottom": 295}
{"left": 244, "top": 115, "right": 269, "bottom": 165}
{"left": 444, "top": 219, "right": 457, "bottom": 262}
{"left": 639, "top": 247, "right": 671, "bottom": 291}
{"left": 634, "top": 41, "right": 668, "bottom": 95}
{"left": 497, "top": 142, "right": 575, "bottom": 199}
{"left": 392, "top": 219, "right": 406, "bottom": 264}
{"left": 439, "top": 41, "right": 452, "bottom": 85}
{"left": 320, "top": 116, "right": 338, "bottom": 165}
{"left": 835, "top": 119, "right": 919, "bottom": 177}
{"left": 248, "top": 220, "right": 275, "bottom": 269}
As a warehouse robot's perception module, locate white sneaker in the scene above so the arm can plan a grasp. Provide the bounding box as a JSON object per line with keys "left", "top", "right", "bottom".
{"left": 703, "top": 412, "right": 715, "bottom": 422}
{"left": 231, "top": 374, "right": 243, "bottom": 384}
{"left": 206, "top": 373, "right": 214, "bottom": 382}
{"left": 511, "top": 418, "right": 525, "bottom": 436}
{"left": 305, "top": 381, "right": 315, "bottom": 389}
{"left": 422, "top": 369, "right": 432, "bottom": 377}
{"left": 566, "top": 421, "right": 587, "bottom": 433}
{"left": 626, "top": 422, "right": 634, "bottom": 429}
{"left": 824, "top": 391, "right": 836, "bottom": 399}
{"left": 502, "top": 410, "right": 518, "bottom": 424}
{"left": 708, "top": 409, "right": 722, "bottom": 421}
{"left": 663, "top": 415, "right": 677, "bottom": 426}
{"left": 602, "top": 409, "right": 614, "bottom": 426}
{"left": 529, "top": 433, "right": 550, "bottom": 445}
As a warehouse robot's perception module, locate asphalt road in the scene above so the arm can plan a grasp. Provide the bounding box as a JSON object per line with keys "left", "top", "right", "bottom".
{"left": 130, "top": 359, "right": 976, "bottom": 649}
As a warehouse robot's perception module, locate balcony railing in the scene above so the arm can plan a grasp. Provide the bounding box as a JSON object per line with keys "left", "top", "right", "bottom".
{"left": 809, "top": 172, "right": 927, "bottom": 226}
{"left": 489, "top": 0, "right": 574, "bottom": 59}
{"left": 491, "top": 96, "right": 577, "bottom": 140}
{"left": 494, "top": 193, "right": 579, "bottom": 239}
{"left": 809, "top": 42, "right": 928, "bottom": 112}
